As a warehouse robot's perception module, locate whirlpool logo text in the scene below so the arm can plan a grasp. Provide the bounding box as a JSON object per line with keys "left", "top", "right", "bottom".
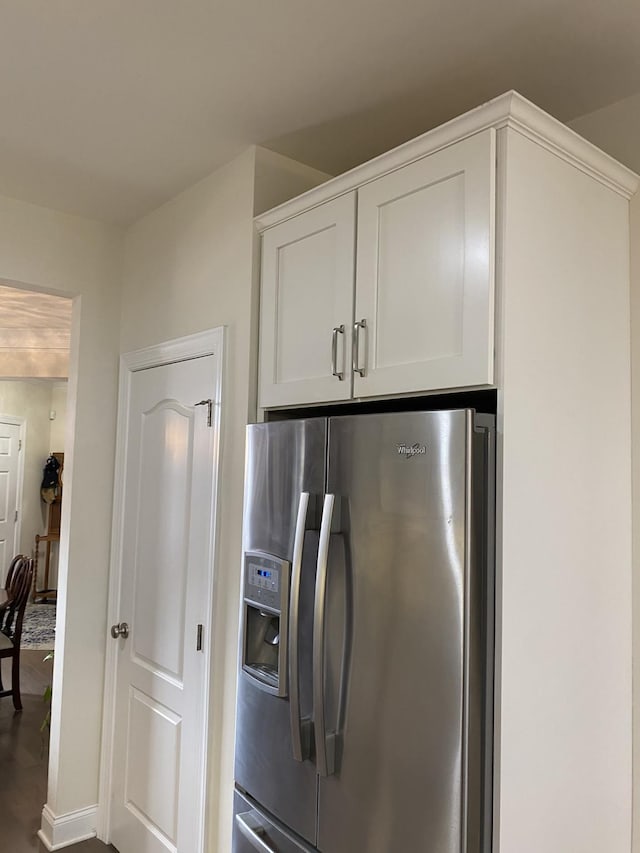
{"left": 396, "top": 443, "right": 427, "bottom": 459}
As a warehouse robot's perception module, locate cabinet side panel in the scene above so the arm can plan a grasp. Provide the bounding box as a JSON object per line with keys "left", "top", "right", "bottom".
{"left": 495, "top": 128, "right": 632, "bottom": 853}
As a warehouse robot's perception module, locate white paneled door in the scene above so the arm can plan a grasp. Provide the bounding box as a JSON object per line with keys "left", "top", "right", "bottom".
{"left": 0, "top": 420, "right": 22, "bottom": 584}
{"left": 110, "top": 352, "right": 220, "bottom": 853}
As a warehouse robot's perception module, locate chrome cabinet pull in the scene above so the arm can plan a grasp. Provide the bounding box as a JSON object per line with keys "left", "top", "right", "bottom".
{"left": 289, "top": 492, "right": 312, "bottom": 762}
{"left": 352, "top": 318, "right": 367, "bottom": 377}
{"left": 331, "top": 325, "right": 345, "bottom": 380}
{"left": 235, "top": 812, "right": 277, "bottom": 853}
{"left": 313, "top": 493, "right": 336, "bottom": 776}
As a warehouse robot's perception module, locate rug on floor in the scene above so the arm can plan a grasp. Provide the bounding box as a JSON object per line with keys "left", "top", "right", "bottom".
{"left": 20, "top": 603, "right": 56, "bottom": 650}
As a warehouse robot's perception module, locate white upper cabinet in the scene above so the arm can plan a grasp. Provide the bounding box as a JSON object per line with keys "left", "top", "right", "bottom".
{"left": 259, "top": 194, "right": 356, "bottom": 408}
{"left": 353, "top": 129, "right": 495, "bottom": 397}
{"left": 258, "top": 128, "right": 496, "bottom": 408}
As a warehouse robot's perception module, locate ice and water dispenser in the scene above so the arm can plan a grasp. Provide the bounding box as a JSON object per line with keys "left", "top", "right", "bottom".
{"left": 241, "top": 551, "right": 290, "bottom": 697}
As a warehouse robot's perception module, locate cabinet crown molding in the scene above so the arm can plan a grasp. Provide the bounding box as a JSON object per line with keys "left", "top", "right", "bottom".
{"left": 255, "top": 90, "right": 639, "bottom": 232}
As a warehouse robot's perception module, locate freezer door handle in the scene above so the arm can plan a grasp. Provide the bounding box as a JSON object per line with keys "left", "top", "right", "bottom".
{"left": 289, "top": 491, "right": 312, "bottom": 761}
{"left": 235, "top": 811, "right": 277, "bottom": 853}
{"left": 313, "top": 493, "right": 336, "bottom": 776}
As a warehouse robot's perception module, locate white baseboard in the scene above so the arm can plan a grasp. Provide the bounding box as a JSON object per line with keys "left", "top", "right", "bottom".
{"left": 38, "top": 803, "right": 98, "bottom": 851}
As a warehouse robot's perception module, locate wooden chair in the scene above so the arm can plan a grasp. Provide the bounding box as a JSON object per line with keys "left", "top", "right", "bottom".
{"left": 0, "top": 555, "right": 34, "bottom": 711}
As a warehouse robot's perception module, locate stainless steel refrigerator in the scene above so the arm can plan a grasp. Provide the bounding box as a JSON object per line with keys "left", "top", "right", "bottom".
{"left": 234, "top": 409, "right": 495, "bottom": 853}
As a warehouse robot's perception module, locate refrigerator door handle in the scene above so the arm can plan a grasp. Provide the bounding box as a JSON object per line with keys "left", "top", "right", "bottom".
{"left": 235, "top": 811, "right": 277, "bottom": 853}
{"left": 289, "top": 491, "right": 312, "bottom": 762}
{"left": 313, "top": 493, "right": 336, "bottom": 776}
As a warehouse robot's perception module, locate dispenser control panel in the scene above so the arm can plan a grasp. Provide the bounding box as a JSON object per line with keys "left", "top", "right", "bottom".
{"left": 248, "top": 563, "right": 279, "bottom": 592}
{"left": 244, "top": 552, "right": 286, "bottom": 612}
{"left": 242, "top": 551, "right": 290, "bottom": 697}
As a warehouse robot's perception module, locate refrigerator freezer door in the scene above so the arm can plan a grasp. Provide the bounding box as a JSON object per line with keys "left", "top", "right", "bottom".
{"left": 318, "top": 410, "right": 490, "bottom": 853}
{"left": 233, "top": 790, "right": 314, "bottom": 853}
{"left": 236, "top": 419, "right": 326, "bottom": 844}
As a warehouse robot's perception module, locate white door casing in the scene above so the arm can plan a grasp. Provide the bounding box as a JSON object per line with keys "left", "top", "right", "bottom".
{"left": 101, "top": 329, "right": 223, "bottom": 853}
{"left": 0, "top": 418, "right": 24, "bottom": 583}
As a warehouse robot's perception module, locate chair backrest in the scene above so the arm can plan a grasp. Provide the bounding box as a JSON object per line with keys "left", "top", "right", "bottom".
{"left": 1, "top": 555, "right": 33, "bottom": 642}
{"left": 5, "top": 553, "right": 25, "bottom": 591}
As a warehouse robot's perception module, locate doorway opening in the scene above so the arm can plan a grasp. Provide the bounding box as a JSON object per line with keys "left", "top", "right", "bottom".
{"left": 0, "top": 282, "right": 72, "bottom": 613}
{"left": 0, "top": 281, "right": 73, "bottom": 853}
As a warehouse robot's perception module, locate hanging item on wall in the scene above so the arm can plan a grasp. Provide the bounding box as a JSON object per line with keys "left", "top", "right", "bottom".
{"left": 40, "top": 455, "right": 61, "bottom": 504}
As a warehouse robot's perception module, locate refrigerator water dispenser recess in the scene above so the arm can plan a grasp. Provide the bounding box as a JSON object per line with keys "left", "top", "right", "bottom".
{"left": 241, "top": 551, "right": 290, "bottom": 697}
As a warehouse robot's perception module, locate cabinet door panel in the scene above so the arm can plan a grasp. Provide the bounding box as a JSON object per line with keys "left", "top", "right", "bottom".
{"left": 354, "top": 129, "right": 495, "bottom": 397}
{"left": 259, "top": 194, "right": 355, "bottom": 408}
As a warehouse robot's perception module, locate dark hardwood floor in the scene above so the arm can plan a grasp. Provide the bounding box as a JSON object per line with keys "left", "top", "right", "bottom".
{"left": 0, "top": 650, "right": 117, "bottom": 852}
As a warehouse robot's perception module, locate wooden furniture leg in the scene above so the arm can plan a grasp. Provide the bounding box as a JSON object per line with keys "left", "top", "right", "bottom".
{"left": 32, "top": 539, "right": 39, "bottom": 602}
{"left": 33, "top": 533, "right": 58, "bottom": 602}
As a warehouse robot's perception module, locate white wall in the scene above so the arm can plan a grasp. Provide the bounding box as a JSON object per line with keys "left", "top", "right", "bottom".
{"left": 121, "top": 149, "right": 257, "bottom": 852}
{"left": 0, "top": 196, "right": 123, "bottom": 836}
{"left": 120, "top": 146, "right": 326, "bottom": 851}
{"left": 0, "top": 380, "right": 51, "bottom": 560}
{"left": 570, "top": 93, "right": 640, "bottom": 177}
{"left": 632, "top": 193, "right": 640, "bottom": 853}
{"left": 49, "top": 382, "right": 68, "bottom": 452}
{"left": 46, "top": 381, "right": 68, "bottom": 587}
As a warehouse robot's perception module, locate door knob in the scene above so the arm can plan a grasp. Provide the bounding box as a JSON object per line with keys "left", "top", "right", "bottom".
{"left": 110, "top": 622, "right": 129, "bottom": 639}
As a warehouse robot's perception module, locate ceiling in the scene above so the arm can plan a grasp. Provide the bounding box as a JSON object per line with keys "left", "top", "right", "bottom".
{"left": 1, "top": 0, "right": 640, "bottom": 224}
{"left": 0, "top": 285, "right": 72, "bottom": 378}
